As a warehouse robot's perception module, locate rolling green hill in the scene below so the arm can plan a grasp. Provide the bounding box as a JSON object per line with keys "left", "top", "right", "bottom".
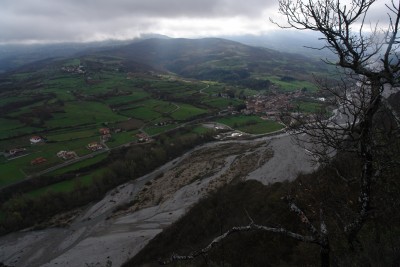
{"left": 100, "top": 38, "right": 331, "bottom": 91}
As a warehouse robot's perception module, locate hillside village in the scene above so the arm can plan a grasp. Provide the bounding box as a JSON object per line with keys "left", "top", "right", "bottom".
{"left": 243, "top": 90, "right": 303, "bottom": 115}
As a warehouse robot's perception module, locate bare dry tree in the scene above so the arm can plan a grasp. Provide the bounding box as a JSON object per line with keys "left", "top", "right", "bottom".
{"left": 277, "top": 0, "right": 400, "bottom": 246}
{"left": 161, "top": 1, "right": 400, "bottom": 266}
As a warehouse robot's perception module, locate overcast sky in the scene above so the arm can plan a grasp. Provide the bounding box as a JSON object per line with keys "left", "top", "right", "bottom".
{"left": 0, "top": 0, "right": 392, "bottom": 44}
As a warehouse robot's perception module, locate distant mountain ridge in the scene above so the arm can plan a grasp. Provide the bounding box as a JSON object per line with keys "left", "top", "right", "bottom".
{"left": 0, "top": 37, "right": 331, "bottom": 91}
{"left": 0, "top": 34, "right": 170, "bottom": 73}
{"left": 0, "top": 33, "right": 334, "bottom": 75}
{"left": 100, "top": 37, "right": 329, "bottom": 84}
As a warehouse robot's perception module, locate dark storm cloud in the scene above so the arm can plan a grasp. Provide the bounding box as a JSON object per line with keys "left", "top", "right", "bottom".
{"left": 3, "top": 0, "right": 275, "bottom": 18}
{"left": 0, "top": 0, "right": 389, "bottom": 43}
{"left": 0, "top": 0, "right": 277, "bottom": 43}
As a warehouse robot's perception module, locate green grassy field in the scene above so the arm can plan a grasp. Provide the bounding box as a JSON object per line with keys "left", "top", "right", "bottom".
{"left": 54, "top": 136, "right": 102, "bottom": 156}
{"left": 0, "top": 135, "right": 32, "bottom": 151}
{"left": 0, "top": 72, "right": 213, "bottom": 181}
{"left": 148, "top": 80, "right": 200, "bottom": 96}
{"left": 237, "top": 120, "right": 284, "bottom": 134}
{"left": 216, "top": 115, "right": 284, "bottom": 134}
{"left": 27, "top": 169, "right": 105, "bottom": 198}
{"left": 293, "top": 100, "right": 324, "bottom": 113}
{"left": 46, "top": 128, "right": 98, "bottom": 142}
{"left": 0, "top": 160, "right": 27, "bottom": 187}
{"left": 144, "top": 124, "right": 178, "bottom": 136}
{"left": 11, "top": 72, "right": 37, "bottom": 80}
{"left": 48, "top": 153, "right": 108, "bottom": 176}
{"left": 106, "top": 131, "right": 138, "bottom": 148}
{"left": 170, "top": 103, "right": 208, "bottom": 121}
{"left": 0, "top": 56, "right": 211, "bottom": 189}
{"left": 46, "top": 101, "right": 128, "bottom": 128}
{"left": 0, "top": 133, "right": 104, "bottom": 186}
{"left": 46, "top": 76, "right": 87, "bottom": 90}
{"left": 0, "top": 96, "right": 33, "bottom": 107}
{"left": 6, "top": 99, "right": 48, "bottom": 117}
{"left": 82, "top": 73, "right": 133, "bottom": 95}
{"left": 119, "top": 99, "right": 179, "bottom": 121}
{"left": 120, "top": 106, "right": 162, "bottom": 121}
{"left": 0, "top": 119, "right": 26, "bottom": 138}
{"left": 203, "top": 83, "right": 225, "bottom": 94}
{"left": 0, "top": 149, "right": 65, "bottom": 187}
{"left": 191, "top": 125, "right": 215, "bottom": 135}
{"left": 263, "top": 75, "right": 318, "bottom": 92}
{"left": 103, "top": 91, "right": 150, "bottom": 105}
{"left": 114, "top": 118, "right": 144, "bottom": 131}
{"left": 63, "top": 58, "right": 81, "bottom": 66}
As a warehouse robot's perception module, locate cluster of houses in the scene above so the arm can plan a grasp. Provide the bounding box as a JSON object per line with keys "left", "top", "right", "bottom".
{"left": 87, "top": 142, "right": 103, "bottom": 151}
{"left": 242, "top": 91, "right": 304, "bottom": 119}
{"left": 57, "top": 150, "right": 77, "bottom": 160}
{"left": 154, "top": 121, "right": 173, "bottom": 126}
{"left": 99, "top": 127, "right": 112, "bottom": 142}
{"left": 10, "top": 126, "right": 150, "bottom": 168}
{"left": 136, "top": 133, "right": 151, "bottom": 143}
{"left": 61, "top": 65, "right": 85, "bottom": 74}
{"left": 29, "top": 151, "right": 78, "bottom": 166}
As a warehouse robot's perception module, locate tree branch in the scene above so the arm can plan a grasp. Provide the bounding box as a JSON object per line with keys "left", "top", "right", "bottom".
{"left": 160, "top": 197, "right": 325, "bottom": 265}
{"left": 158, "top": 222, "right": 317, "bottom": 265}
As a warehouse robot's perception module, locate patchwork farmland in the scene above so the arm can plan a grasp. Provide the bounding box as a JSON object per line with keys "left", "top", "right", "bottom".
{"left": 0, "top": 49, "right": 327, "bottom": 235}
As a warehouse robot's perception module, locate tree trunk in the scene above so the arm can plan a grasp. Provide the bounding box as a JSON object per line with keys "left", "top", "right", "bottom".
{"left": 345, "top": 79, "right": 381, "bottom": 244}
{"left": 320, "top": 246, "right": 330, "bottom": 267}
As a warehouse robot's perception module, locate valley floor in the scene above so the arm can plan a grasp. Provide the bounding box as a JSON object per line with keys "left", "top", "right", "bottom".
{"left": 0, "top": 134, "right": 315, "bottom": 267}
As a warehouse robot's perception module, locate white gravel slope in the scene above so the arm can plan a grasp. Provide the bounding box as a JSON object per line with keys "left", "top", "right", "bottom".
{"left": 0, "top": 135, "right": 315, "bottom": 267}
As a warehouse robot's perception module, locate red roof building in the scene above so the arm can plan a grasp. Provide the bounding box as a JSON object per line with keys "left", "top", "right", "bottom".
{"left": 99, "top": 128, "right": 111, "bottom": 135}
{"left": 31, "top": 157, "right": 47, "bottom": 165}
{"left": 136, "top": 133, "right": 150, "bottom": 142}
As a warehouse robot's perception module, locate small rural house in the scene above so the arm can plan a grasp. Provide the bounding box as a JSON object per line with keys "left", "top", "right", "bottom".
{"left": 57, "top": 150, "right": 77, "bottom": 160}
{"left": 99, "top": 128, "right": 111, "bottom": 135}
{"left": 31, "top": 157, "right": 47, "bottom": 165}
{"left": 87, "top": 142, "right": 103, "bottom": 151}
{"left": 136, "top": 133, "right": 150, "bottom": 142}
{"left": 8, "top": 148, "right": 27, "bottom": 157}
{"left": 30, "top": 136, "right": 42, "bottom": 144}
